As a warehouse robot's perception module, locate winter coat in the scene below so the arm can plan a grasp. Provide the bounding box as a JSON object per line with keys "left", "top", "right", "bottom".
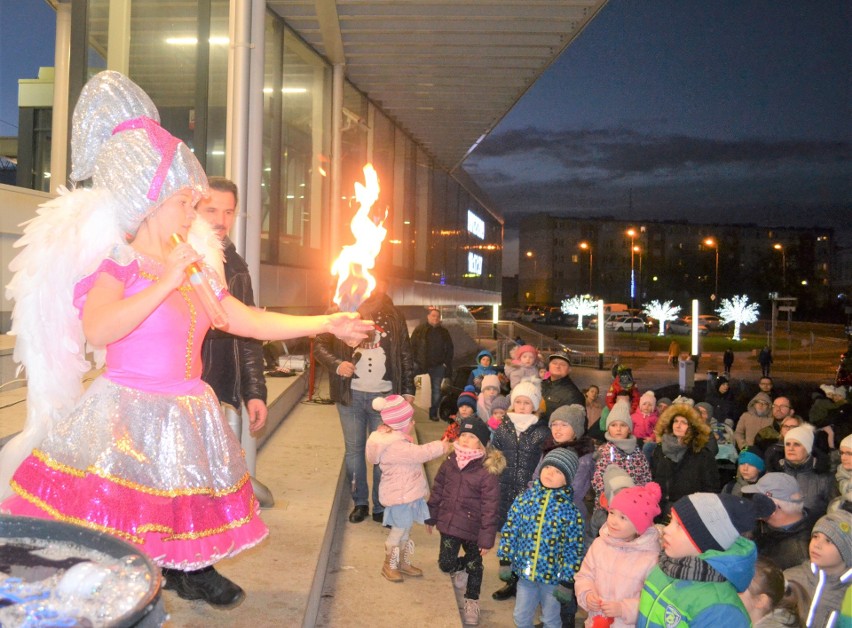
{"left": 505, "top": 363, "right": 540, "bottom": 389}
{"left": 753, "top": 515, "right": 812, "bottom": 571}
{"left": 752, "top": 608, "right": 801, "bottom": 627}
{"left": 410, "top": 321, "right": 453, "bottom": 377}
{"left": 497, "top": 481, "right": 584, "bottom": 585}
{"left": 541, "top": 375, "right": 585, "bottom": 422}
{"left": 313, "top": 294, "right": 415, "bottom": 406}
{"left": 591, "top": 441, "right": 653, "bottom": 509}
{"left": 427, "top": 447, "right": 505, "bottom": 549}
{"left": 722, "top": 474, "right": 760, "bottom": 497}
{"left": 492, "top": 417, "right": 551, "bottom": 523}
{"left": 651, "top": 404, "right": 720, "bottom": 517}
{"left": 201, "top": 238, "right": 267, "bottom": 409}
{"left": 784, "top": 561, "right": 852, "bottom": 628}
{"left": 779, "top": 455, "right": 837, "bottom": 524}
{"left": 535, "top": 435, "right": 597, "bottom": 523}
{"left": 734, "top": 392, "right": 773, "bottom": 448}
{"left": 637, "top": 536, "right": 756, "bottom": 627}
{"left": 575, "top": 523, "right": 661, "bottom": 627}
{"left": 605, "top": 379, "right": 640, "bottom": 412}
{"left": 365, "top": 430, "right": 445, "bottom": 507}
{"left": 631, "top": 410, "right": 659, "bottom": 441}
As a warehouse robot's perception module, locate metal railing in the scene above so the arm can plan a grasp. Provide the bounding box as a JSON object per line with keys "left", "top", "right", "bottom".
{"left": 474, "top": 321, "right": 619, "bottom": 369}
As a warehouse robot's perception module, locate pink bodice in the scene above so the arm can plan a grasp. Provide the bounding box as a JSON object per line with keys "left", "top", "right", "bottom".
{"left": 74, "top": 254, "right": 228, "bottom": 395}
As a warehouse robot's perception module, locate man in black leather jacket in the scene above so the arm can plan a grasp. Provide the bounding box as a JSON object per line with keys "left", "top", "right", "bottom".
{"left": 314, "top": 279, "right": 415, "bottom": 523}
{"left": 199, "top": 178, "right": 272, "bottom": 506}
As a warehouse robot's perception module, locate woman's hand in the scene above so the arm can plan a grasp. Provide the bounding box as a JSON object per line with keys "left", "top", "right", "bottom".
{"left": 164, "top": 242, "right": 202, "bottom": 291}
{"left": 326, "top": 312, "right": 374, "bottom": 346}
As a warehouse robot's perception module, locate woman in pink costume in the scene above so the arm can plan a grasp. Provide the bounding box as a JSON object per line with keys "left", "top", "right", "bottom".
{"left": 0, "top": 71, "right": 370, "bottom": 609}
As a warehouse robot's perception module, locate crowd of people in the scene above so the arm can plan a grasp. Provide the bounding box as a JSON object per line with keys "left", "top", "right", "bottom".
{"left": 365, "top": 337, "right": 851, "bottom": 627}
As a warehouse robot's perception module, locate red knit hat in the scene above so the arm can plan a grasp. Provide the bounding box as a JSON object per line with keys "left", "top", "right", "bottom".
{"left": 515, "top": 345, "right": 538, "bottom": 362}
{"left": 609, "top": 481, "right": 662, "bottom": 534}
{"left": 372, "top": 394, "right": 414, "bottom": 430}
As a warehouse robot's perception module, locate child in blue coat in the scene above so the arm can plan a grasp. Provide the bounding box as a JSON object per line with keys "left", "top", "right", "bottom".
{"left": 498, "top": 448, "right": 584, "bottom": 628}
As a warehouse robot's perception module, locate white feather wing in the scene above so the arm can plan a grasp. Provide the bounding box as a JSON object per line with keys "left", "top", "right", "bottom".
{"left": 0, "top": 187, "right": 124, "bottom": 499}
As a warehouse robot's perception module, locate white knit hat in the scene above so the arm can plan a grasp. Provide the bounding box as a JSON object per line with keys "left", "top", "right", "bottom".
{"left": 640, "top": 390, "right": 656, "bottom": 407}
{"left": 785, "top": 425, "right": 814, "bottom": 455}
{"left": 511, "top": 380, "right": 542, "bottom": 412}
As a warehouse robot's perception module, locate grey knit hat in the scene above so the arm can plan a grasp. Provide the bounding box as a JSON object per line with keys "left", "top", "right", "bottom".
{"left": 491, "top": 395, "right": 510, "bottom": 412}
{"left": 601, "top": 464, "right": 635, "bottom": 508}
{"left": 606, "top": 398, "right": 633, "bottom": 431}
{"left": 541, "top": 448, "right": 579, "bottom": 484}
{"left": 812, "top": 511, "right": 852, "bottom": 569}
{"left": 549, "top": 403, "right": 586, "bottom": 438}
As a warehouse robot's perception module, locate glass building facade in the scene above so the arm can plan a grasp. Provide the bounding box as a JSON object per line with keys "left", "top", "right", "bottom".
{"left": 29, "top": 1, "right": 503, "bottom": 310}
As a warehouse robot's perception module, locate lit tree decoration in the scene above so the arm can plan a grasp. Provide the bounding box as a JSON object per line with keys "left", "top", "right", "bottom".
{"left": 643, "top": 300, "right": 680, "bottom": 336}
{"left": 561, "top": 295, "right": 597, "bottom": 330}
{"left": 716, "top": 295, "right": 759, "bottom": 341}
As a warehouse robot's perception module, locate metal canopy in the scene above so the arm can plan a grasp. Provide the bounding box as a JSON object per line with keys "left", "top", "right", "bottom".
{"left": 268, "top": 0, "right": 608, "bottom": 171}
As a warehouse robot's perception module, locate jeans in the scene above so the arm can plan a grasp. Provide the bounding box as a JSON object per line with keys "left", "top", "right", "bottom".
{"left": 337, "top": 390, "right": 385, "bottom": 512}
{"left": 514, "top": 578, "right": 560, "bottom": 628}
{"left": 427, "top": 365, "right": 446, "bottom": 419}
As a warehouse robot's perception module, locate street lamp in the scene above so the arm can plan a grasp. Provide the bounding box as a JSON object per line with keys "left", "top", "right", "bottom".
{"left": 526, "top": 250, "right": 537, "bottom": 302}
{"left": 773, "top": 243, "right": 786, "bottom": 291}
{"left": 579, "top": 241, "right": 593, "bottom": 293}
{"left": 633, "top": 245, "right": 643, "bottom": 302}
{"left": 626, "top": 228, "right": 637, "bottom": 307}
{"left": 704, "top": 237, "right": 719, "bottom": 300}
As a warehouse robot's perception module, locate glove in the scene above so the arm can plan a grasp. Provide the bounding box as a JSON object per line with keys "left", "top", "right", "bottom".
{"left": 498, "top": 564, "right": 514, "bottom": 582}
{"left": 553, "top": 582, "right": 574, "bottom": 604}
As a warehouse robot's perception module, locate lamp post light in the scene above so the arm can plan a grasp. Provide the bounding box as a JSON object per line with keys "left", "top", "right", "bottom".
{"left": 633, "top": 245, "right": 643, "bottom": 302}
{"left": 579, "top": 241, "right": 593, "bottom": 293}
{"left": 704, "top": 237, "right": 719, "bottom": 301}
{"left": 526, "top": 250, "right": 537, "bottom": 302}
{"left": 627, "top": 228, "right": 637, "bottom": 307}
{"left": 773, "top": 243, "right": 786, "bottom": 292}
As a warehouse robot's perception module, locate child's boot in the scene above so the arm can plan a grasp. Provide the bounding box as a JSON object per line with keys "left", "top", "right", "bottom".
{"left": 462, "top": 598, "right": 481, "bottom": 625}
{"left": 382, "top": 546, "right": 403, "bottom": 582}
{"left": 398, "top": 539, "right": 422, "bottom": 577}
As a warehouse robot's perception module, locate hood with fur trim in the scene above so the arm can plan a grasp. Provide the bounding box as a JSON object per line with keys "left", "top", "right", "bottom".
{"left": 655, "top": 403, "right": 711, "bottom": 453}
{"left": 483, "top": 445, "right": 507, "bottom": 475}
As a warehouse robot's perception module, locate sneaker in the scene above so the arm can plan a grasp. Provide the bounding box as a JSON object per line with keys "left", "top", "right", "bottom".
{"left": 462, "top": 598, "right": 480, "bottom": 626}
{"left": 451, "top": 570, "right": 469, "bottom": 590}
{"left": 169, "top": 566, "right": 245, "bottom": 609}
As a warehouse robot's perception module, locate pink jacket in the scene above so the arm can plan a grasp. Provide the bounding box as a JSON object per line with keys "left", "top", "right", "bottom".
{"left": 365, "top": 430, "right": 446, "bottom": 507}
{"left": 630, "top": 410, "right": 658, "bottom": 440}
{"left": 575, "top": 523, "right": 661, "bottom": 626}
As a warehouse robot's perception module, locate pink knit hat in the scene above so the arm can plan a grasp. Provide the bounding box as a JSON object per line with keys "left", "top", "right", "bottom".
{"left": 515, "top": 345, "right": 538, "bottom": 361}
{"left": 372, "top": 395, "right": 414, "bottom": 430}
{"left": 609, "top": 481, "right": 662, "bottom": 534}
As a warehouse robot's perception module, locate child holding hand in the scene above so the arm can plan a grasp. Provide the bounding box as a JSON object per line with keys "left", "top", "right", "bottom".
{"left": 427, "top": 417, "right": 505, "bottom": 626}
{"left": 366, "top": 395, "right": 451, "bottom": 582}
{"left": 576, "top": 482, "right": 662, "bottom": 626}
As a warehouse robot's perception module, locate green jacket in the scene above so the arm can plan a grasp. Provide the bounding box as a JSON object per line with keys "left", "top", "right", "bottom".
{"left": 637, "top": 537, "right": 755, "bottom": 627}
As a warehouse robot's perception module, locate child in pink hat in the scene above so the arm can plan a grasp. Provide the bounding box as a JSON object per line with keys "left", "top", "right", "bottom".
{"left": 366, "top": 395, "right": 451, "bottom": 582}
{"left": 575, "top": 482, "right": 662, "bottom": 626}
{"left": 506, "top": 344, "right": 541, "bottom": 389}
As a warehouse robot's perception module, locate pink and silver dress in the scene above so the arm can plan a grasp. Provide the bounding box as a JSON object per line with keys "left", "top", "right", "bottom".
{"left": 3, "top": 252, "right": 268, "bottom": 569}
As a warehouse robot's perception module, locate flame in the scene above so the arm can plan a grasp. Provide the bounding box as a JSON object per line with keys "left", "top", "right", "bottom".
{"left": 331, "top": 164, "right": 386, "bottom": 312}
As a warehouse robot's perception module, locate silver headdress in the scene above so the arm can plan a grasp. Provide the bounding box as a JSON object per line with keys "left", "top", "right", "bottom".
{"left": 70, "top": 70, "right": 207, "bottom": 236}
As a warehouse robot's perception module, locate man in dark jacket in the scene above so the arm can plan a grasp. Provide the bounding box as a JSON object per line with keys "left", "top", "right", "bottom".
{"left": 541, "top": 351, "right": 584, "bottom": 422}
{"left": 742, "top": 473, "right": 812, "bottom": 570}
{"left": 199, "top": 177, "right": 272, "bottom": 507}
{"left": 314, "top": 279, "right": 415, "bottom": 524}
{"left": 410, "top": 308, "right": 454, "bottom": 421}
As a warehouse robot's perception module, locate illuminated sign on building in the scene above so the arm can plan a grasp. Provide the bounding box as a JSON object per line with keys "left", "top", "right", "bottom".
{"left": 467, "top": 210, "right": 485, "bottom": 239}
{"left": 468, "top": 252, "right": 483, "bottom": 276}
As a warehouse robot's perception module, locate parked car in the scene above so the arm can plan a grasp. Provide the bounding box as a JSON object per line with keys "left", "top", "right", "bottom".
{"left": 592, "top": 313, "right": 631, "bottom": 330}
{"left": 520, "top": 308, "right": 545, "bottom": 322}
{"left": 607, "top": 316, "right": 649, "bottom": 332}
{"left": 666, "top": 318, "right": 708, "bottom": 335}
{"left": 684, "top": 314, "right": 724, "bottom": 330}
{"left": 502, "top": 308, "right": 523, "bottom": 321}
{"left": 544, "top": 307, "right": 566, "bottom": 325}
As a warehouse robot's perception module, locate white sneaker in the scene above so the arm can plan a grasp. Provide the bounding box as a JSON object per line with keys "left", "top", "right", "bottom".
{"left": 462, "top": 598, "right": 480, "bottom": 626}
{"left": 451, "top": 569, "right": 469, "bottom": 589}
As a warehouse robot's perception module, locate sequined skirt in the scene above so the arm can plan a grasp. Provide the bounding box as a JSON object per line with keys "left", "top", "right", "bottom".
{"left": 3, "top": 377, "right": 268, "bottom": 569}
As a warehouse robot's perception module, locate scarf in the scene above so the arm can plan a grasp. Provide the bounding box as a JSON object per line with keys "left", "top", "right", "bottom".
{"left": 661, "top": 433, "right": 688, "bottom": 463}
{"left": 477, "top": 395, "right": 494, "bottom": 422}
{"left": 604, "top": 433, "right": 637, "bottom": 454}
{"left": 508, "top": 412, "right": 539, "bottom": 435}
{"left": 454, "top": 442, "right": 485, "bottom": 470}
{"left": 836, "top": 465, "right": 852, "bottom": 496}
{"left": 658, "top": 552, "right": 727, "bottom": 584}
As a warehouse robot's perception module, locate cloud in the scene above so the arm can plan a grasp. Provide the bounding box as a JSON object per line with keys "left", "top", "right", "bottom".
{"left": 465, "top": 125, "right": 851, "bottom": 232}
